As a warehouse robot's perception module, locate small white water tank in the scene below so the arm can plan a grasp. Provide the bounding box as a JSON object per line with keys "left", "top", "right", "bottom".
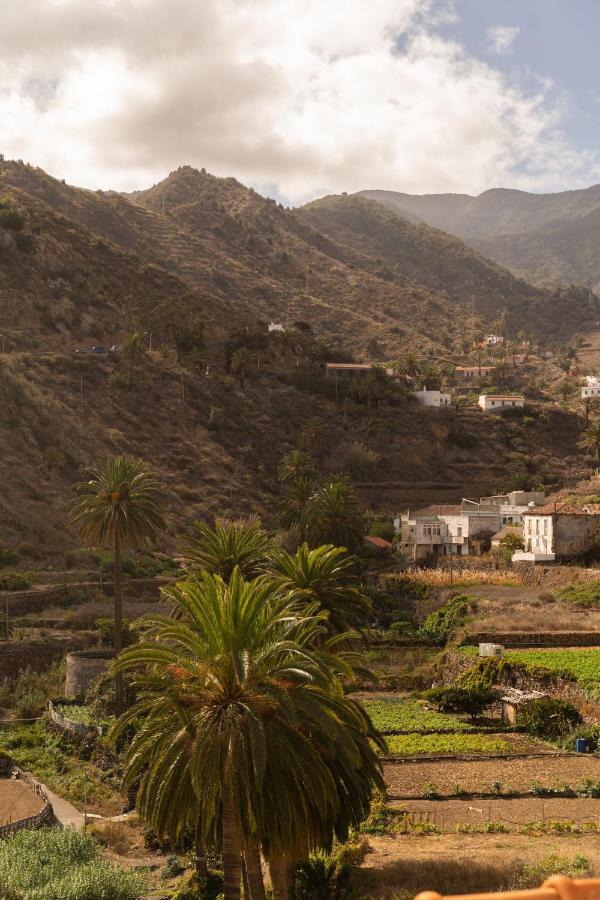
{"left": 478, "top": 643, "right": 504, "bottom": 658}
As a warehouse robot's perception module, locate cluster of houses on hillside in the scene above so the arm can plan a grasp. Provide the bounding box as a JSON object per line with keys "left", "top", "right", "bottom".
{"left": 394, "top": 489, "right": 600, "bottom": 564}
{"left": 394, "top": 491, "right": 545, "bottom": 561}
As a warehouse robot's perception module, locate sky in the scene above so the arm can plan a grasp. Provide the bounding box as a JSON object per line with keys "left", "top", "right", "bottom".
{"left": 1, "top": 0, "right": 599, "bottom": 204}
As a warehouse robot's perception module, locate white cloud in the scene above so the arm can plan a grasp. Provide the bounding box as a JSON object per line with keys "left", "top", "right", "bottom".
{"left": 0, "top": 1, "right": 595, "bottom": 202}
{"left": 486, "top": 25, "right": 520, "bottom": 55}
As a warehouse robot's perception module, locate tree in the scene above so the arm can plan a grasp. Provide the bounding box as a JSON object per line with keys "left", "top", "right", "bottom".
{"left": 231, "top": 347, "right": 254, "bottom": 389}
{"left": 112, "top": 570, "right": 385, "bottom": 900}
{"left": 124, "top": 330, "right": 144, "bottom": 388}
{"left": 71, "top": 456, "right": 164, "bottom": 710}
{"left": 278, "top": 449, "right": 315, "bottom": 484}
{"left": 272, "top": 543, "right": 372, "bottom": 634}
{"left": 277, "top": 477, "right": 314, "bottom": 538}
{"left": 414, "top": 363, "right": 442, "bottom": 391}
{"left": 303, "top": 477, "right": 365, "bottom": 552}
{"left": 579, "top": 422, "right": 600, "bottom": 463}
{"left": 182, "top": 519, "right": 274, "bottom": 580}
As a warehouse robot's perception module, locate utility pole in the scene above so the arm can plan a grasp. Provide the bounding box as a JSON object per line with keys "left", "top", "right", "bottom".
{"left": 80, "top": 376, "right": 84, "bottom": 406}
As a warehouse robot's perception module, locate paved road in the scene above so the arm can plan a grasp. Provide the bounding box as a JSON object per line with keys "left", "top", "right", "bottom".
{"left": 33, "top": 780, "right": 85, "bottom": 830}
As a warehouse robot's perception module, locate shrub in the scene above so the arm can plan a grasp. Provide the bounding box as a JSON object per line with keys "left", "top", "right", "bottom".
{"left": 0, "top": 545, "right": 18, "bottom": 567}
{"left": 558, "top": 724, "right": 600, "bottom": 753}
{"left": 417, "top": 593, "right": 473, "bottom": 644}
{"left": 0, "top": 203, "right": 24, "bottom": 231}
{"left": 0, "top": 571, "right": 31, "bottom": 591}
{"left": 423, "top": 685, "right": 498, "bottom": 721}
{"left": 521, "top": 698, "right": 582, "bottom": 740}
{"left": 558, "top": 581, "right": 600, "bottom": 606}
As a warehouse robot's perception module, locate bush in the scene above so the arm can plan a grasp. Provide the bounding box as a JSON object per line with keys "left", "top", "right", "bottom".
{"left": 0, "top": 203, "right": 24, "bottom": 231}
{"left": 95, "top": 617, "right": 136, "bottom": 648}
{"left": 423, "top": 686, "right": 498, "bottom": 721}
{"left": 417, "top": 593, "right": 472, "bottom": 644}
{"left": 558, "top": 581, "right": 600, "bottom": 606}
{"left": 521, "top": 698, "right": 582, "bottom": 740}
{"left": 0, "top": 571, "right": 31, "bottom": 591}
{"left": 558, "top": 724, "right": 600, "bottom": 753}
{"left": 0, "top": 545, "right": 18, "bottom": 568}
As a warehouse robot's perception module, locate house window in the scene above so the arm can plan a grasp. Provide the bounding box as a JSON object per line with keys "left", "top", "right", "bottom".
{"left": 424, "top": 526, "right": 431, "bottom": 537}
{"left": 491, "top": 400, "right": 496, "bottom": 406}
{"left": 511, "top": 401, "right": 515, "bottom": 406}
{"left": 457, "top": 526, "right": 462, "bottom": 537}
{"left": 535, "top": 519, "right": 539, "bottom": 535}
{"left": 543, "top": 519, "right": 548, "bottom": 534}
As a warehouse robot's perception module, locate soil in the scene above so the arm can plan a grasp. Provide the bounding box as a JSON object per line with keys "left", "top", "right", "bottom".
{"left": 0, "top": 779, "right": 45, "bottom": 825}
{"left": 467, "top": 583, "right": 600, "bottom": 634}
{"left": 384, "top": 755, "right": 600, "bottom": 797}
{"left": 390, "top": 796, "right": 600, "bottom": 830}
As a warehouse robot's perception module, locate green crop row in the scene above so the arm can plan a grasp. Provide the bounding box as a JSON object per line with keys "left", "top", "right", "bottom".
{"left": 362, "top": 698, "right": 475, "bottom": 734}
{"left": 383, "top": 732, "right": 510, "bottom": 756}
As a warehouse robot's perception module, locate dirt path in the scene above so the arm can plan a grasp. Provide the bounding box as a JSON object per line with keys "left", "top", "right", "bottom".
{"left": 0, "top": 779, "right": 44, "bottom": 825}
{"left": 384, "top": 755, "right": 600, "bottom": 797}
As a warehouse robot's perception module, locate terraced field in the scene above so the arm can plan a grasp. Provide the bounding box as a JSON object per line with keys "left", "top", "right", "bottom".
{"left": 361, "top": 698, "right": 475, "bottom": 735}
{"left": 384, "top": 733, "right": 511, "bottom": 757}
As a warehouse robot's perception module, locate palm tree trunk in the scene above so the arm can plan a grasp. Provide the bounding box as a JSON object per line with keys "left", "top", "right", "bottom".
{"left": 268, "top": 855, "right": 296, "bottom": 900}
{"left": 113, "top": 532, "right": 124, "bottom": 713}
{"left": 195, "top": 814, "right": 208, "bottom": 880}
{"left": 244, "top": 840, "right": 266, "bottom": 900}
{"left": 223, "top": 785, "right": 242, "bottom": 900}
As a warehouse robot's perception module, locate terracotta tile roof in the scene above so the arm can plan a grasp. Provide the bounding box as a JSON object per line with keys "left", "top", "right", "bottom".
{"left": 455, "top": 365, "right": 495, "bottom": 371}
{"left": 480, "top": 395, "right": 525, "bottom": 401}
{"left": 523, "top": 503, "right": 594, "bottom": 516}
{"left": 364, "top": 535, "right": 393, "bottom": 549}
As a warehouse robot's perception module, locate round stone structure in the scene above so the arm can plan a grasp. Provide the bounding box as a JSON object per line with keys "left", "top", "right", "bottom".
{"left": 65, "top": 650, "right": 115, "bottom": 700}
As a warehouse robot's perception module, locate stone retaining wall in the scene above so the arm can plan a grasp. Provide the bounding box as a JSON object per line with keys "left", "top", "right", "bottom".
{"left": 0, "top": 634, "right": 97, "bottom": 678}
{"left": 466, "top": 632, "right": 600, "bottom": 647}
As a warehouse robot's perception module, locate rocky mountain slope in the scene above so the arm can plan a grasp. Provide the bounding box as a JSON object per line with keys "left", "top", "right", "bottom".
{"left": 359, "top": 185, "right": 600, "bottom": 292}
{"left": 0, "top": 159, "right": 593, "bottom": 560}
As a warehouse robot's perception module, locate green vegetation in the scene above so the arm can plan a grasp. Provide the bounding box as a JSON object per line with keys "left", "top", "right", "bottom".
{"left": 0, "top": 662, "right": 64, "bottom": 718}
{"left": 0, "top": 828, "right": 148, "bottom": 899}
{"left": 423, "top": 685, "right": 499, "bottom": 721}
{"left": 71, "top": 455, "right": 165, "bottom": 711}
{"left": 417, "top": 593, "right": 473, "bottom": 644}
{"left": 520, "top": 697, "right": 582, "bottom": 740}
{"left": 0, "top": 570, "right": 31, "bottom": 591}
{"left": 0, "top": 199, "right": 24, "bottom": 231}
{"left": 501, "top": 648, "right": 600, "bottom": 690}
{"left": 384, "top": 733, "right": 510, "bottom": 756}
{"left": 361, "top": 698, "right": 475, "bottom": 734}
{"left": 557, "top": 581, "right": 600, "bottom": 606}
{"left": 0, "top": 724, "right": 122, "bottom": 813}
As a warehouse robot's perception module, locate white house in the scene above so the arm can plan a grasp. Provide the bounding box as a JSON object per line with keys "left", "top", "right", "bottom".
{"left": 582, "top": 377, "right": 600, "bottom": 399}
{"left": 411, "top": 388, "right": 452, "bottom": 408}
{"left": 484, "top": 334, "right": 504, "bottom": 347}
{"left": 268, "top": 322, "right": 285, "bottom": 333}
{"left": 513, "top": 502, "right": 600, "bottom": 563}
{"left": 478, "top": 394, "right": 525, "bottom": 412}
{"left": 396, "top": 502, "right": 502, "bottom": 559}
{"left": 479, "top": 491, "right": 546, "bottom": 525}
{"left": 455, "top": 365, "right": 495, "bottom": 380}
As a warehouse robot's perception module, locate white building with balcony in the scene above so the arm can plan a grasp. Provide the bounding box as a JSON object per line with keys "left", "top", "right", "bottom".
{"left": 396, "top": 502, "right": 502, "bottom": 560}
{"left": 478, "top": 394, "right": 525, "bottom": 412}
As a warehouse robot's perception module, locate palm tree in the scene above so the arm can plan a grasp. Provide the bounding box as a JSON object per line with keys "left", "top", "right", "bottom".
{"left": 277, "top": 477, "right": 314, "bottom": 538}
{"left": 303, "top": 477, "right": 365, "bottom": 552}
{"left": 579, "top": 422, "right": 600, "bottom": 463}
{"left": 182, "top": 519, "right": 274, "bottom": 580}
{"left": 112, "top": 570, "right": 384, "bottom": 900}
{"left": 272, "top": 543, "right": 372, "bottom": 634}
{"left": 71, "top": 456, "right": 164, "bottom": 709}
{"left": 231, "top": 347, "right": 254, "bottom": 389}
{"left": 124, "top": 330, "right": 144, "bottom": 388}
{"left": 277, "top": 449, "right": 315, "bottom": 484}
{"left": 400, "top": 352, "right": 420, "bottom": 379}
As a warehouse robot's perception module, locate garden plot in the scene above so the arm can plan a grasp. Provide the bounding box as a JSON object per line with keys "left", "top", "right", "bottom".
{"left": 384, "top": 755, "right": 600, "bottom": 798}
{"left": 383, "top": 731, "right": 550, "bottom": 758}
{"left": 390, "top": 796, "right": 600, "bottom": 832}
{"left": 0, "top": 779, "right": 45, "bottom": 825}
{"left": 361, "top": 697, "right": 475, "bottom": 734}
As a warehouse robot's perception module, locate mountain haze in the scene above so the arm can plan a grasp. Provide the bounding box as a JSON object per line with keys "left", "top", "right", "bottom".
{"left": 359, "top": 185, "right": 600, "bottom": 292}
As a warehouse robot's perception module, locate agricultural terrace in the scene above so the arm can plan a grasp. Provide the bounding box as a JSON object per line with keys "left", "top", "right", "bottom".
{"left": 460, "top": 646, "right": 600, "bottom": 691}
{"left": 361, "top": 698, "right": 476, "bottom": 734}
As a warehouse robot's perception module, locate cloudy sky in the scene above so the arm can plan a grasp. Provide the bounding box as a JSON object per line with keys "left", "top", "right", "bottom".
{"left": 1, "top": 0, "right": 599, "bottom": 203}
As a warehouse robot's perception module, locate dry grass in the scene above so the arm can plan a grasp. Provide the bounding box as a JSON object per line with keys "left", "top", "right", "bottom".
{"left": 410, "top": 568, "right": 523, "bottom": 587}
{"left": 91, "top": 820, "right": 139, "bottom": 856}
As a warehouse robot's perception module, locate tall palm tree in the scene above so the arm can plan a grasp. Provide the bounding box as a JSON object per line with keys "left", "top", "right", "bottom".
{"left": 579, "top": 422, "right": 600, "bottom": 463}
{"left": 112, "top": 570, "right": 384, "bottom": 900}
{"left": 183, "top": 519, "right": 274, "bottom": 580}
{"left": 124, "top": 330, "right": 144, "bottom": 388}
{"left": 277, "top": 449, "right": 315, "bottom": 484}
{"left": 272, "top": 543, "right": 372, "bottom": 634}
{"left": 71, "top": 456, "right": 164, "bottom": 709}
{"left": 231, "top": 347, "right": 254, "bottom": 389}
{"left": 277, "top": 477, "right": 314, "bottom": 538}
{"left": 303, "top": 478, "right": 365, "bottom": 552}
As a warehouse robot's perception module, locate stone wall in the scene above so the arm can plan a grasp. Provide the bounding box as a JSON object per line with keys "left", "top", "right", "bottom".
{"left": 64, "top": 650, "right": 115, "bottom": 699}
{"left": 0, "top": 634, "right": 97, "bottom": 678}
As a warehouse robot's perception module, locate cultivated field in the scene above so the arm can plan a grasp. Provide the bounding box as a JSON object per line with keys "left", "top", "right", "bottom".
{"left": 0, "top": 780, "right": 44, "bottom": 826}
